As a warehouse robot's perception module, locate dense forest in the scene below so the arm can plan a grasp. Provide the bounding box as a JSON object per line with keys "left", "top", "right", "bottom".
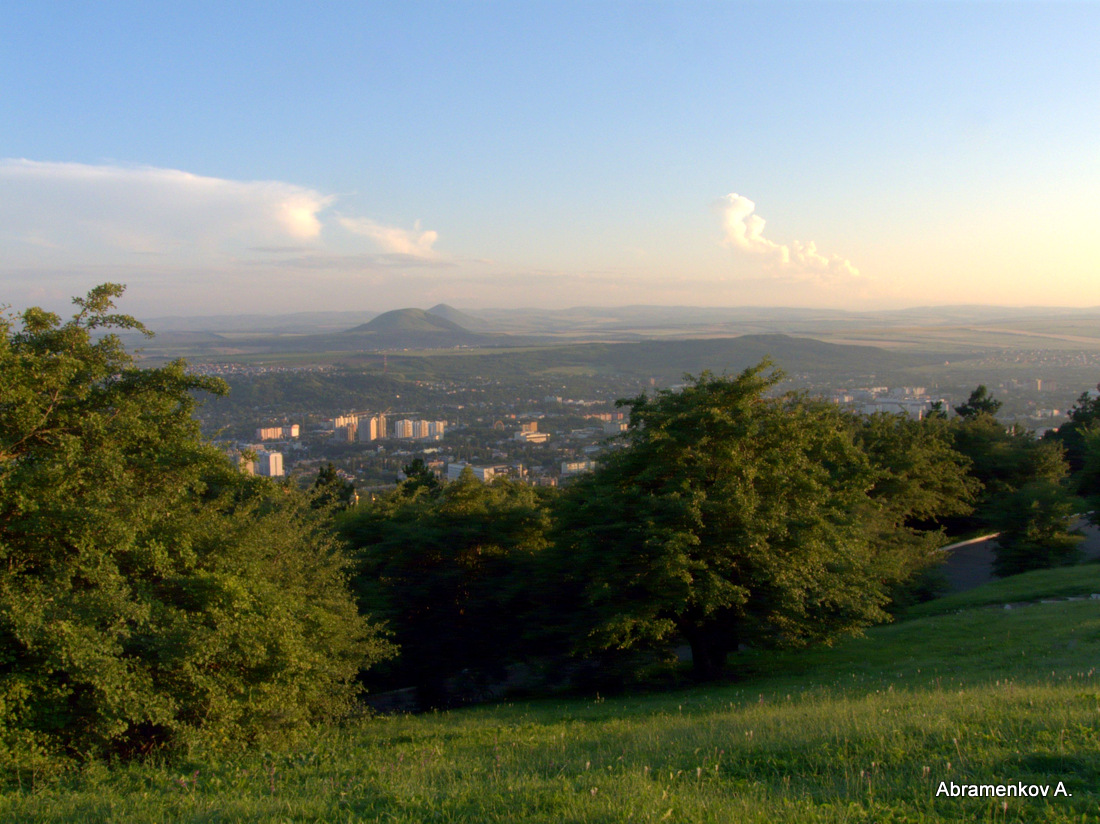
{"left": 3, "top": 286, "right": 1099, "bottom": 778}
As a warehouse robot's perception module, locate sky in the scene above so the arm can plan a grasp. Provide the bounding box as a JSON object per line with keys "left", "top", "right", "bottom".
{"left": 2, "top": 1, "right": 1099, "bottom": 317}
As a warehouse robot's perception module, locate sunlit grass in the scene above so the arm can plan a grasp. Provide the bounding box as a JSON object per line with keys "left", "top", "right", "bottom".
{"left": 5, "top": 581, "right": 1100, "bottom": 822}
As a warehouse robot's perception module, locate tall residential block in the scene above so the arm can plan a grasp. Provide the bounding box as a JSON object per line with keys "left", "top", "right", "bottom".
{"left": 255, "top": 451, "right": 284, "bottom": 477}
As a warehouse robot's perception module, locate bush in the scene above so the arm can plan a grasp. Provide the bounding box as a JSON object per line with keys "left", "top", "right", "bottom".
{"left": 341, "top": 469, "right": 551, "bottom": 707}
{"left": 0, "top": 285, "right": 393, "bottom": 776}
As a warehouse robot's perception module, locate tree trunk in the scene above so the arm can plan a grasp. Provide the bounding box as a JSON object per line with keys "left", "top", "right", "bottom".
{"left": 684, "top": 624, "right": 730, "bottom": 681}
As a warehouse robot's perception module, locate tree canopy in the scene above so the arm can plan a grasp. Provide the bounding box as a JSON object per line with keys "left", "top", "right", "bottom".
{"left": 945, "top": 389, "right": 1081, "bottom": 576}
{"left": 953, "top": 384, "right": 1003, "bottom": 419}
{"left": 311, "top": 462, "right": 357, "bottom": 510}
{"left": 552, "top": 365, "right": 971, "bottom": 680}
{"left": 1046, "top": 385, "right": 1100, "bottom": 474}
{"left": 0, "top": 285, "right": 392, "bottom": 772}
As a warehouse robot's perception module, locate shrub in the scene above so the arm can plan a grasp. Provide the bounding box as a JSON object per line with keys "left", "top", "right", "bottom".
{"left": 0, "top": 285, "right": 393, "bottom": 776}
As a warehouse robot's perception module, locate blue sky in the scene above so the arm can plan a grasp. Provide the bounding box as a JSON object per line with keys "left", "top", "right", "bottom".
{"left": 3, "top": 2, "right": 1098, "bottom": 316}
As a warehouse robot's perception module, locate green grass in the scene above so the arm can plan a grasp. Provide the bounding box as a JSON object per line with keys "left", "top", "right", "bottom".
{"left": 903, "top": 563, "right": 1100, "bottom": 619}
{"left": 5, "top": 578, "right": 1100, "bottom": 822}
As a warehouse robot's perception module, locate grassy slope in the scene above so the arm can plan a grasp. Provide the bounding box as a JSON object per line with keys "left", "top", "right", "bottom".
{"left": 5, "top": 578, "right": 1100, "bottom": 823}
{"left": 904, "top": 563, "right": 1100, "bottom": 619}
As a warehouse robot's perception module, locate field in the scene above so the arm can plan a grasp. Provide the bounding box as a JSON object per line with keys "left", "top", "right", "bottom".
{"left": 4, "top": 568, "right": 1100, "bottom": 822}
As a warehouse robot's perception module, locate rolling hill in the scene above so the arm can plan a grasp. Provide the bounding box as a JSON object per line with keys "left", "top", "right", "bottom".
{"left": 379, "top": 333, "right": 938, "bottom": 384}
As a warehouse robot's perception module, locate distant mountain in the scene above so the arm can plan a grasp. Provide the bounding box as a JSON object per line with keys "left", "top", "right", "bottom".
{"left": 345, "top": 308, "right": 468, "bottom": 334}
{"left": 426, "top": 303, "right": 493, "bottom": 332}
{"left": 341, "top": 308, "right": 490, "bottom": 349}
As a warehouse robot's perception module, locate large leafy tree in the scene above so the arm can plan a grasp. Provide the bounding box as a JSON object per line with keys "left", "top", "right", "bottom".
{"left": 0, "top": 285, "right": 392, "bottom": 771}
{"left": 848, "top": 411, "right": 978, "bottom": 607}
{"left": 341, "top": 469, "right": 552, "bottom": 706}
{"left": 946, "top": 390, "right": 1081, "bottom": 575}
{"left": 554, "top": 364, "right": 958, "bottom": 680}
{"left": 852, "top": 411, "right": 977, "bottom": 554}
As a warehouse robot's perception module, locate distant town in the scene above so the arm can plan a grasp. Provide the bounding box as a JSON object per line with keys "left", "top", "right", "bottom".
{"left": 214, "top": 374, "right": 1082, "bottom": 495}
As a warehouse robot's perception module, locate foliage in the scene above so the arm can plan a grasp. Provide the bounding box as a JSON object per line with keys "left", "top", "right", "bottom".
{"left": 925, "top": 399, "right": 948, "bottom": 419}
{"left": 0, "top": 285, "right": 392, "bottom": 773}
{"left": 851, "top": 411, "right": 976, "bottom": 552}
{"left": 1079, "top": 425, "right": 1100, "bottom": 523}
{"left": 945, "top": 401, "right": 1082, "bottom": 575}
{"left": 950, "top": 414, "right": 1066, "bottom": 513}
{"left": 310, "top": 462, "right": 356, "bottom": 510}
{"left": 398, "top": 458, "right": 442, "bottom": 498}
{"left": 1045, "top": 384, "right": 1100, "bottom": 473}
{"left": 952, "top": 384, "right": 1002, "bottom": 419}
{"left": 988, "top": 480, "right": 1083, "bottom": 576}
{"left": 341, "top": 469, "right": 553, "bottom": 705}
{"left": 553, "top": 364, "right": 960, "bottom": 680}
{"left": 1046, "top": 389, "right": 1100, "bottom": 532}
{"left": 851, "top": 412, "right": 978, "bottom": 610}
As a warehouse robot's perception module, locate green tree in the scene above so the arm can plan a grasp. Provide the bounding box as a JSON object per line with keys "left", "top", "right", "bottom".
{"left": 989, "top": 480, "right": 1083, "bottom": 576}
{"left": 311, "top": 462, "right": 356, "bottom": 510}
{"left": 850, "top": 412, "right": 977, "bottom": 606}
{"left": 945, "top": 407, "right": 1081, "bottom": 575}
{"left": 938, "top": 395, "right": 1084, "bottom": 576}
{"left": 398, "top": 457, "right": 442, "bottom": 498}
{"left": 1078, "top": 425, "right": 1100, "bottom": 522}
{"left": 1046, "top": 386, "right": 1100, "bottom": 473}
{"left": 0, "top": 286, "right": 392, "bottom": 772}
{"left": 853, "top": 411, "right": 977, "bottom": 546}
{"left": 954, "top": 384, "right": 1003, "bottom": 419}
{"left": 925, "top": 400, "right": 948, "bottom": 420}
{"left": 341, "top": 469, "right": 552, "bottom": 705}
{"left": 552, "top": 365, "right": 945, "bottom": 681}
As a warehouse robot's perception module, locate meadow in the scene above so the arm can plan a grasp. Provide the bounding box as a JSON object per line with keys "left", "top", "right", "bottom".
{"left": 4, "top": 567, "right": 1099, "bottom": 823}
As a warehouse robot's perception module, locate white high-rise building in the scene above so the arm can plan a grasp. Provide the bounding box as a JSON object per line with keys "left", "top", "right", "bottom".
{"left": 254, "top": 451, "right": 284, "bottom": 477}
{"left": 256, "top": 424, "right": 299, "bottom": 440}
{"left": 357, "top": 414, "right": 387, "bottom": 442}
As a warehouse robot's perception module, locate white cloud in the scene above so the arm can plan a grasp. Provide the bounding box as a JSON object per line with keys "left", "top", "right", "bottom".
{"left": 0, "top": 160, "right": 335, "bottom": 265}
{"left": 716, "top": 193, "right": 861, "bottom": 280}
{"left": 338, "top": 216, "right": 439, "bottom": 259}
{"left": 0, "top": 159, "right": 461, "bottom": 314}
